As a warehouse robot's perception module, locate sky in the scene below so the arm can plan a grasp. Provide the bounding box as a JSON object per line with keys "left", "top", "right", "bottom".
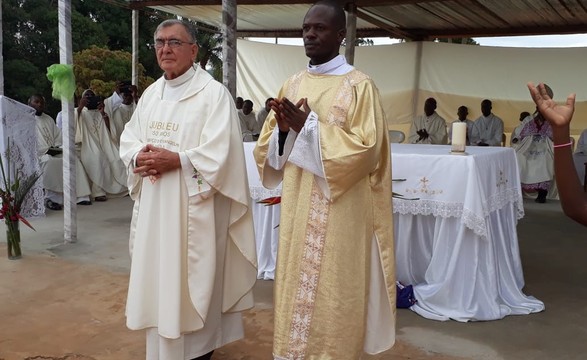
{"left": 249, "top": 34, "right": 587, "bottom": 48}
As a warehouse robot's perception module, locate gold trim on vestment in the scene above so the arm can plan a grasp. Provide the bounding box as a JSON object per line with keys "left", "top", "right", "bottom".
{"left": 285, "top": 70, "right": 368, "bottom": 359}
{"left": 286, "top": 182, "right": 330, "bottom": 359}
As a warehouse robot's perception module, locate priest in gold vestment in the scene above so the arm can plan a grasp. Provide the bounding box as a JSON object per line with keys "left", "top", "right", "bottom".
{"left": 254, "top": 2, "right": 396, "bottom": 359}
{"left": 120, "top": 20, "right": 257, "bottom": 360}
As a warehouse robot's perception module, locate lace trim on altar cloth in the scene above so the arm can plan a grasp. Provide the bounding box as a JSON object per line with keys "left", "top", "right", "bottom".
{"left": 1, "top": 96, "right": 45, "bottom": 219}
{"left": 393, "top": 186, "right": 524, "bottom": 238}
{"left": 249, "top": 186, "right": 282, "bottom": 201}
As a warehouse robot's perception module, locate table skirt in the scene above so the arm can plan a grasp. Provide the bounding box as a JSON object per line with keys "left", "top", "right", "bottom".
{"left": 395, "top": 201, "right": 544, "bottom": 321}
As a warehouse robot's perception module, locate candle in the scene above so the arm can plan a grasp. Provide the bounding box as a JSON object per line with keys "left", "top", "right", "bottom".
{"left": 451, "top": 122, "right": 467, "bottom": 152}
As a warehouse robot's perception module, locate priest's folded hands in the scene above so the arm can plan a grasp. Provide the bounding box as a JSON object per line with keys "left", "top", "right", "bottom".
{"left": 133, "top": 143, "right": 181, "bottom": 178}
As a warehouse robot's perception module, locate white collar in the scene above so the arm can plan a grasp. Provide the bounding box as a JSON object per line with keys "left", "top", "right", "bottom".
{"left": 165, "top": 66, "right": 196, "bottom": 88}
{"left": 307, "top": 54, "right": 353, "bottom": 75}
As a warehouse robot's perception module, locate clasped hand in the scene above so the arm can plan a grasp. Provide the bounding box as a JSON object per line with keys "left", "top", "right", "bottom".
{"left": 270, "top": 97, "right": 311, "bottom": 133}
{"left": 416, "top": 129, "right": 429, "bottom": 140}
{"left": 134, "top": 144, "right": 180, "bottom": 178}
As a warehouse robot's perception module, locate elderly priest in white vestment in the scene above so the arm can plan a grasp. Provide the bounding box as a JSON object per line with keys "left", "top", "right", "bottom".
{"left": 75, "top": 90, "right": 128, "bottom": 201}
{"left": 119, "top": 19, "right": 257, "bottom": 360}
{"left": 28, "top": 94, "right": 92, "bottom": 210}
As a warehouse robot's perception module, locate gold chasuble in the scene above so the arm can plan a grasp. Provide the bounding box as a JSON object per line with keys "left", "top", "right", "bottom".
{"left": 254, "top": 70, "right": 396, "bottom": 359}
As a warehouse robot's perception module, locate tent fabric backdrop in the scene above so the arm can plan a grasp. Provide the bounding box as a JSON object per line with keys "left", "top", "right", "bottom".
{"left": 236, "top": 39, "right": 587, "bottom": 135}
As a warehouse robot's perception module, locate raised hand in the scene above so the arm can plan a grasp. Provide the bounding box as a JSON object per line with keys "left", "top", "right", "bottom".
{"left": 527, "top": 82, "right": 576, "bottom": 128}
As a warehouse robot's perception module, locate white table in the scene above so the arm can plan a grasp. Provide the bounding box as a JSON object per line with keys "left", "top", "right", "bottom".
{"left": 392, "top": 144, "right": 544, "bottom": 321}
{"left": 243, "top": 142, "right": 281, "bottom": 280}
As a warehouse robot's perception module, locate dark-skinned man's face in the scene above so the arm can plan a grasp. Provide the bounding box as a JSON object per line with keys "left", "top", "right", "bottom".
{"left": 302, "top": 4, "right": 345, "bottom": 65}
{"left": 29, "top": 96, "right": 45, "bottom": 116}
{"left": 481, "top": 101, "right": 492, "bottom": 116}
{"left": 424, "top": 99, "right": 436, "bottom": 116}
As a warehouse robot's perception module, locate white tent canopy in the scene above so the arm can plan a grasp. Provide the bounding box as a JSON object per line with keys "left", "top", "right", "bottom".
{"left": 236, "top": 39, "right": 587, "bottom": 134}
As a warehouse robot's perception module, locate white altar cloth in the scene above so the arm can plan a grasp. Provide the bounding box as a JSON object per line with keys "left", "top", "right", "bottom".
{"left": 243, "top": 142, "right": 281, "bottom": 280}
{"left": 391, "top": 144, "right": 544, "bottom": 321}
{"left": 0, "top": 96, "right": 45, "bottom": 218}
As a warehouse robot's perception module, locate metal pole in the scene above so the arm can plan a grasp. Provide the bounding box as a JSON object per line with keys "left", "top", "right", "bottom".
{"left": 58, "top": 0, "right": 77, "bottom": 243}
{"left": 132, "top": 10, "right": 139, "bottom": 86}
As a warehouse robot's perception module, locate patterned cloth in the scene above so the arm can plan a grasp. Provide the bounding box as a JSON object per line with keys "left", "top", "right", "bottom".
{"left": 517, "top": 117, "right": 553, "bottom": 192}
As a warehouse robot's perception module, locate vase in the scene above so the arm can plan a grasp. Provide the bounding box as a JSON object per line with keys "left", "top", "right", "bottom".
{"left": 6, "top": 220, "right": 21, "bottom": 260}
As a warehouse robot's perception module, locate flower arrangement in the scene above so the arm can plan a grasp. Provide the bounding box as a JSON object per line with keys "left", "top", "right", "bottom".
{"left": 0, "top": 139, "right": 41, "bottom": 259}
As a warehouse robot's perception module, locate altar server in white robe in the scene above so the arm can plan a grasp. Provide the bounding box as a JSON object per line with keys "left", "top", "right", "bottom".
{"left": 75, "top": 90, "right": 128, "bottom": 201}
{"left": 255, "top": 97, "right": 273, "bottom": 134}
{"left": 448, "top": 105, "right": 474, "bottom": 145}
{"left": 238, "top": 99, "right": 257, "bottom": 141}
{"left": 408, "top": 97, "right": 447, "bottom": 144}
{"left": 28, "top": 94, "right": 91, "bottom": 209}
{"left": 471, "top": 99, "right": 504, "bottom": 146}
{"left": 108, "top": 88, "right": 137, "bottom": 146}
{"left": 119, "top": 19, "right": 257, "bottom": 360}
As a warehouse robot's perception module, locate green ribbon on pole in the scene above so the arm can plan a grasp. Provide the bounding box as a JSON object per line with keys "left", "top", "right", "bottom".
{"left": 46, "top": 64, "right": 76, "bottom": 101}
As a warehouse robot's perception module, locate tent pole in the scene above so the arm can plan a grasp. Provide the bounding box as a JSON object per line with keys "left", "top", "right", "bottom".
{"left": 222, "top": 0, "right": 237, "bottom": 99}
{"left": 411, "top": 41, "right": 423, "bottom": 121}
{"left": 132, "top": 10, "right": 139, "bottom": 87}
{"left": 58, "top": 0, "right": 77, "bottom": 243}
{"left": 345, "top": 3, "right": 357, "bottom": 65}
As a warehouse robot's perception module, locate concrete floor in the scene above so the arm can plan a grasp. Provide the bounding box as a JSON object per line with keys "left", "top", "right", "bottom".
{"left": 9, "top": 195, "right": 587, "bottom": 359}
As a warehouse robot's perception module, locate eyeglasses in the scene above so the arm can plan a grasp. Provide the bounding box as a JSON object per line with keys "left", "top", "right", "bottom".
{"left": 154, "top": 39, "right": 194, "bottom": 49}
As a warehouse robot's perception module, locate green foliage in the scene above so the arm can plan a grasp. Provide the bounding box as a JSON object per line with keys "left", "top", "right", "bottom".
{"left": 3, "top": 59, "right": 49, "bottom": 106}
{"left": 341, "top": 38, "right": 375, "bottom": 47}
{"left": 183, "top": 21, "right": 224, "bottom": 81}
{"left": 1, "top": 0, "right": 162, "bottom": 116}
{"left": 73, "top": 46, "right": 154, "bottom": 98}
{"left": 435, "top": 37, "right": 479, "bottom": 45}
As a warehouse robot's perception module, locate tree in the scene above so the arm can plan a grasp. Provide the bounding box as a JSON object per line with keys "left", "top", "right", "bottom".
{"left": 73, "top": 46, "right": 154, "bottom": 98}
{"left": 1, "top": 0, "right": 162, "bottom": 116}
{"left": 341, "top": 38, "right": 375, "bottom": 47}
{"left": 184, "top": 21, "right": 223, "bottom": 81}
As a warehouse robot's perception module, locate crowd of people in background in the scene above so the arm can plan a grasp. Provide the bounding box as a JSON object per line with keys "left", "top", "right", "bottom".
{"left": 30, "top": 80, "right": 138, "bottom": 211}
{"left": 405, "top": 92, "right": 586, "bottom": 204}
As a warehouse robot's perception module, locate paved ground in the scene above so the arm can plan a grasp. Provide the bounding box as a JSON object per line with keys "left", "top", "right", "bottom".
{"left": 1, "top": 196, "right": 586, "bottom": 359}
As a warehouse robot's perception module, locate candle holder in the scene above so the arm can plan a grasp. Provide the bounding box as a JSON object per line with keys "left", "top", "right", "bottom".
{"left": 450, "top": 122, "right": 468, "bottom": 155}
{"left": 450, "top": 143, "right": 467, "bottom": 155}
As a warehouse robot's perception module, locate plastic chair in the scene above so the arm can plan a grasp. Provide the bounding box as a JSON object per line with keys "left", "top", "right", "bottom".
{"left": 389, "top": 130, "right": 406, "bottom": 144}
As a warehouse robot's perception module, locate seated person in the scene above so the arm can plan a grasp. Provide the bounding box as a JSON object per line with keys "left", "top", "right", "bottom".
{"left": 470, "top": 99, "right": 504, "bottom": 146}
{"left": 573, "top": 128, "right": 587, "bottom": 186}
{"left": 515, "top": 85, "right": 555, "bottom": 203}
{"left": 510, "top": 111, "right": 532, "bottom": 147}
{"left": 448, "top": 106, "right": 473, "bottom": 145}
{"left": 408, "top": 97, "right": 447, "bottom": 144}
{"left": 28, "top": 94, "right": 92, "bottom": 210}
{"left": 255, "top": 97, "right": 273, "bottom": 134}
{"left": 238, "top": 99, "right": 257, "bottom": 141}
